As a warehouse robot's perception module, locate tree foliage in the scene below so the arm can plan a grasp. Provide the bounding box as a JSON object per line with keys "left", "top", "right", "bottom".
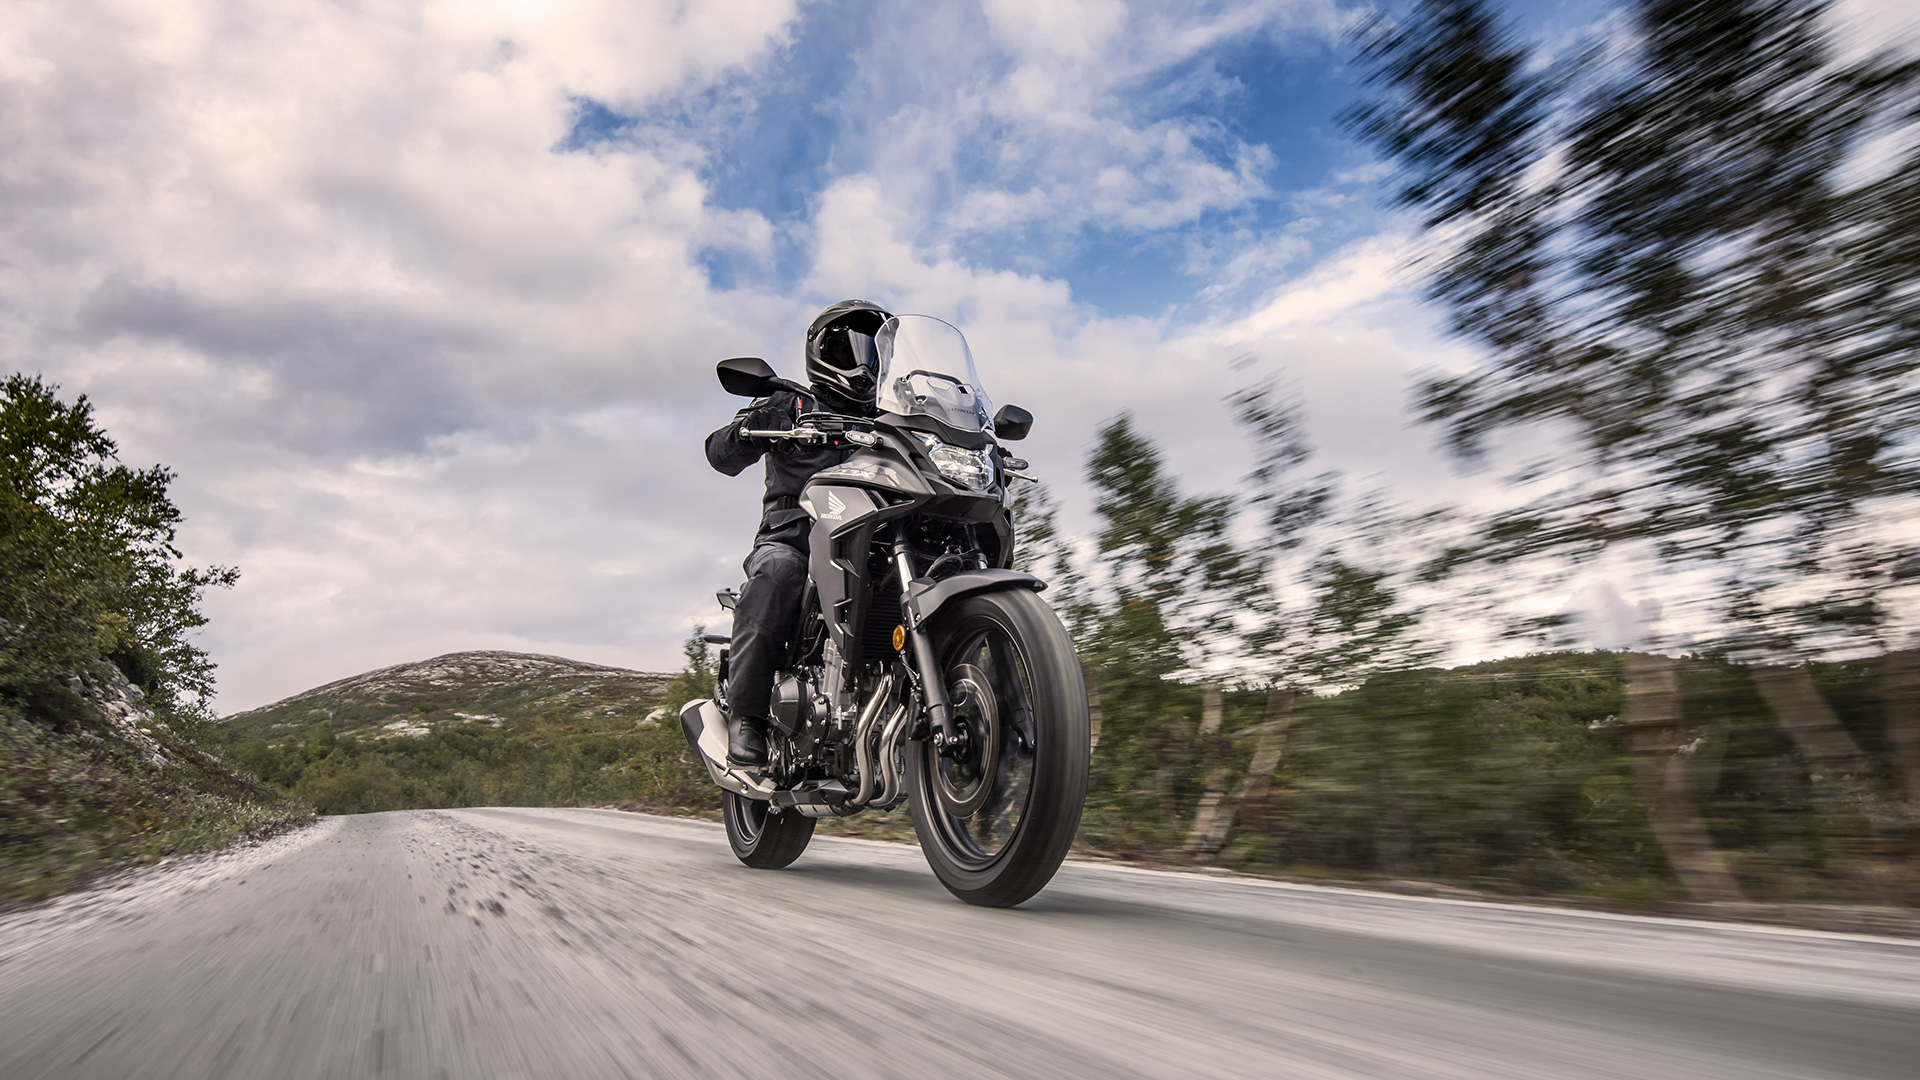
{"left": 1021, "top": 391, "right": 1916, "bottom": 902}
{"left": 1089, "top": 416, "right": 1254, "bottom": 635}
{"left": 1348, "top": 0, "right": 1920, "bottom": 658}
{"left": 0, "top": 375, "right": 302, "bottom": 904}
{"left": 1, "top": 374, "right": 237, "bottom": 721}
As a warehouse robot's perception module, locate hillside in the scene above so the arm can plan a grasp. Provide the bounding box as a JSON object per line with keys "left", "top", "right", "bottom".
{"left": 223, "top": 651, "right": 675, "bottom": 741}
{"left": 221, "top": 651, "right": 711, "bottom": 816}
{"left": 1, "top": 661, "right": 311, "bottom": 905}
{"left": 216, "top": 645, "right": 1920, "bottom": 909}
{"left": 2, "top": 374, "right": 310, "bottom": 905}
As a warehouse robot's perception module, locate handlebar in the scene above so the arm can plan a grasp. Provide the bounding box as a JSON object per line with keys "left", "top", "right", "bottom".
{"left": 742, "top": 423, "right": 1042, "bottom": 482}
{"left": 743, "top": 426, "right": 880, "bottom": 448}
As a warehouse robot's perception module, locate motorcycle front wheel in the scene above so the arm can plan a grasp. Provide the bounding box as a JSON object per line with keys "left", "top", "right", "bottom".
{"left": 723, "top": 790, "right": 815, "bottom": 869}
{"left": 906, "top": 588, "right": 1089, "bottom": 907}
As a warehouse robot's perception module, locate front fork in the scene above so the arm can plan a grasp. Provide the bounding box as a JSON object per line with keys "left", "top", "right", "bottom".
{"left": 893, "top": 539, "right": 964, "bottom": 753}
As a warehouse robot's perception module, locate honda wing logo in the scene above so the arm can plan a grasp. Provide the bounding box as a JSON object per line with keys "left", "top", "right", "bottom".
{"left": 821, "top": 490, "right": 847, "bottom": 521}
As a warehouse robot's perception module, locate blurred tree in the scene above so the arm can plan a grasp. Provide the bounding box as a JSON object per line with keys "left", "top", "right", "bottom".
{"left": 1186, "top": 381, "right": 1449, "bottom": 855}
{"left": 1087, "top": 414, "right": 1251, "bottom": 653}
{"left": 1076, "top": 415, "right": 1256, "bottom": 851}
{"left": 1184, "top": 379, "right": 1326, "bottom": 854}
{"left": 1228, "top": 378, "right": 1445, "bottom": 688}
{"left": 1224, "top": 378, "right": 1332, "bottom": 682}
{"left": 661, "top": 625, "right": 715, "bottom": 716}
{"left": 1349, "top": 0, "right": 1919, "bottom": 657}
{"left": 1349, "top": 0, "right": 1920, "bottom": 895}
{"left": 1012, "top": 480, "right": 1093, "bottom": 636}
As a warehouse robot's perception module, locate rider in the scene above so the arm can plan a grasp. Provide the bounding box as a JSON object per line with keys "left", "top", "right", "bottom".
{"left": 705, "top": 299, "right": 893, "bottom": 767}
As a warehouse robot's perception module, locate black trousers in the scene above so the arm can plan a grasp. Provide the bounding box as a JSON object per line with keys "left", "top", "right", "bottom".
{"left": 727, "top": 541, "right": 808, "bottom": 720}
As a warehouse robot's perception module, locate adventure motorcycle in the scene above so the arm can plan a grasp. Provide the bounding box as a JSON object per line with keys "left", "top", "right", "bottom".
{"left": 680, "top": 314, "right": 1090, "bottom": 907}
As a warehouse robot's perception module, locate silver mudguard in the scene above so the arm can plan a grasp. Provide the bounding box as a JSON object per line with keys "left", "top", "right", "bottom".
{"left": 903, "top": 568, "right": 1044, "bottom": 627}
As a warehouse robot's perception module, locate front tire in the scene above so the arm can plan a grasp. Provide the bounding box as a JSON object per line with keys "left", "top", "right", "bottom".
{"left": 723, "top": 791, "right": 815, "bottom": 869}
{"left": 907, "top": 588, "right": 1089, "bottom": 907}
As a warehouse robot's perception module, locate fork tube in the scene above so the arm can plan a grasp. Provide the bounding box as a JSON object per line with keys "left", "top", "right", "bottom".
{"left": 893, "top": 538, "right": 957, "bottom": 745}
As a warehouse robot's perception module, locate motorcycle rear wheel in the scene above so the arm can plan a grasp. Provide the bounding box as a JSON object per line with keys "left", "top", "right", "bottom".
{"left": 907, "top": 588, "right": 1089, "bottom": 907}
{"left": 723, "top": 790, "right": 815, "bottom": 869}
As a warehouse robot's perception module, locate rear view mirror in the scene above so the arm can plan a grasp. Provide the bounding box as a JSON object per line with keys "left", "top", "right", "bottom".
{"left": 993, "top": 404, "right": 1033, "bottom": 441}
{"left": 717, "top": 357, "right": 778, "bottom": 397}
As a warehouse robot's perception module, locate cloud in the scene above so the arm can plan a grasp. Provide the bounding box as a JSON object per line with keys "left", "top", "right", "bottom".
{"left": 5, "top": 0, "right": 1507, "bottom": 710}
{"left": 2, "top": 0, "right": 809, "bottom": 702}
{"left": 1835, "top": 0, "right": 1920, "bottom": 59}
{"left": 727, "top": 1, "right": 1352, "bottom": 260}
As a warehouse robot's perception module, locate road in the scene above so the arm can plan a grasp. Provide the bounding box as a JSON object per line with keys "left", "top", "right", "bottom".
{"left": 1, "top": 808, "right": 1915, "bottom": 1079}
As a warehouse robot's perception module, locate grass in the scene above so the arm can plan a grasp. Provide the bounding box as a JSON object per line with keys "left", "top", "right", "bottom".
{"left": 1, "top": 698, "right": 312, "bottom": 907}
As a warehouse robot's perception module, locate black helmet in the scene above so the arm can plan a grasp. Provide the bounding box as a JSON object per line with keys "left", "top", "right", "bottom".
{"left": 805, "top": 299, "right": 892, "bottom": 410}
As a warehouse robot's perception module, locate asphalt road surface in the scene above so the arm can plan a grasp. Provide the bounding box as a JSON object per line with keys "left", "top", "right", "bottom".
{"left": 2, "top": 809, "right": 1916, "bottom": 1079}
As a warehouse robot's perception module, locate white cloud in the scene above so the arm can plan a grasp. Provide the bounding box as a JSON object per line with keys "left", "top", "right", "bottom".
{"left": 2, "top": 0, "right": 809, "bottom": 706}
{"left": 813, "top": 0, "right": 1347, "bottom": 253}
{"left": 6, "top": 0, "right": 1500, "bottom": 711}
{"left": 1834, "top": 0, "right": 1920, "bottom": 59}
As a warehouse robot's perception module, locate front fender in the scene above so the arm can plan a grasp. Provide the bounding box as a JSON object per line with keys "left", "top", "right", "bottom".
{"left": 904, "top": 568, "right": 1045, "bottom": 627}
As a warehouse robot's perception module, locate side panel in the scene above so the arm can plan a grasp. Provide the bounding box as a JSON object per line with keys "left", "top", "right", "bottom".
{"left": 802, "top": 484, "right": 880, "bottom": 719}
{"left": 802, "top": 483, "right": 880, "bottom": 540}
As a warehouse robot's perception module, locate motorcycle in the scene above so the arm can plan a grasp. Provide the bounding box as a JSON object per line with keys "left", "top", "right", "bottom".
{"left": 680, "top": 314, "right": 1090, "bottom": 907}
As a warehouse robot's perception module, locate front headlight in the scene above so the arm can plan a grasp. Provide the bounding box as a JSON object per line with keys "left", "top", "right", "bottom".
{"left": 912, "top": 432, "right": 996, "bottom": 491}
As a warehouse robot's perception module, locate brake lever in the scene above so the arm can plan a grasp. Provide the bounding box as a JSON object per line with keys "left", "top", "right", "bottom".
{"left": 742, "top": 427, "right": 823, "bottom": 443}
{"left": 743, "top": 426, "right": 879, "bottom": 448}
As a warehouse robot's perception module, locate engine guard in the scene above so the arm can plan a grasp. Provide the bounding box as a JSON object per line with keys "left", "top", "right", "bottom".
{"left": 678, "top": 699, "right": 776, "bottom": 800}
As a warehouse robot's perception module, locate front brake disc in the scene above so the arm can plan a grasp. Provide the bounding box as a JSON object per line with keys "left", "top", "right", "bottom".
{"left": 934, "top": 663, "right": 999, "bottom": 819}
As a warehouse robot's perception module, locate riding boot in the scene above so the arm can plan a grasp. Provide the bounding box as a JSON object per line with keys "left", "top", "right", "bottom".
{"left": 728, "top": 712, "right": 769, "bottom": 767}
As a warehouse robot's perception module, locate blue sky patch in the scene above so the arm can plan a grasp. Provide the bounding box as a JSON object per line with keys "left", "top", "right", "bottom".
{"left": 559, "top": 1, "right": 1613, "bottom": 320}
{"left": 557, "top": 96, "right": 638, "bottom": 152}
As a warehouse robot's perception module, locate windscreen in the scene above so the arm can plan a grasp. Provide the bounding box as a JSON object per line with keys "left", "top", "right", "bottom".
{"left": 874, "top": 315, "right": 994, "bottom": 432}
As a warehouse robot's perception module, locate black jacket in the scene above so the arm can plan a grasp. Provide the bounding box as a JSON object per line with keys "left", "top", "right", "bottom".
{"left": 705, "top": 387, "right": 857, "bottom": 551}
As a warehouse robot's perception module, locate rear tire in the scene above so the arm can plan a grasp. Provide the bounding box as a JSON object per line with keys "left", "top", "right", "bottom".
{"left": 907, "top": 588, "right": 1089, "bottom": 907}
{"left": 723, "top": 791, "right": 815, "bottom": 869}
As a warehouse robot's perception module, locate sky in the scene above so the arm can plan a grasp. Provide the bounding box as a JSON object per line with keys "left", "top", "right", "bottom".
{"left": 4, "top": 0, "right": 1916, "bottom": 711}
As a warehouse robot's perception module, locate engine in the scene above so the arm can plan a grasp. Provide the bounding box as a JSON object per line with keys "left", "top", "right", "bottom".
{"left": 769, "top": 674, "right": 816, "bottom": 737}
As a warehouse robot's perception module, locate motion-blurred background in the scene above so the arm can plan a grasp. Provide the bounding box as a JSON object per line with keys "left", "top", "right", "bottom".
{"left": 4, "top": 0, "right": 1917, "bottom": 908}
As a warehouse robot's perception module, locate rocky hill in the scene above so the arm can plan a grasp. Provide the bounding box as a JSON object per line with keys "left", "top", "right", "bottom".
{"left": 219, "top": 652, "right": 705, "bottom": 817}
{"left": 222, "top": 651, "right": 675, "bottom": 742}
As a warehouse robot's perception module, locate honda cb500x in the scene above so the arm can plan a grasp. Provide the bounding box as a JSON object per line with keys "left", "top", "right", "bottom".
{"left": 681, "top": 314, "right": 1090, "bottom": 907}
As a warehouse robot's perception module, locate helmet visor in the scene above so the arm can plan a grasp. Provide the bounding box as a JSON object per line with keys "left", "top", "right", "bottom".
{"left": 819, "top": 326, "right": 879, "bottom": 398}
{"left": 844, "top": 328, "right": 878, "bottom": 386}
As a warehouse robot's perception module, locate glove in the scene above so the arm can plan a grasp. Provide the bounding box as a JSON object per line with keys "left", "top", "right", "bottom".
{"left": 738, "top": 398, "right": 789, "bottom": 445}
{"left": 744, "top": 403, "right": 786, "bottom": 431}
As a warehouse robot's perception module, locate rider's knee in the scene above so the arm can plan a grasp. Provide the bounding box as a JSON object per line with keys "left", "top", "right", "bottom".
{"left": 748, "top": 542, "right": 807, "bottom": 587}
